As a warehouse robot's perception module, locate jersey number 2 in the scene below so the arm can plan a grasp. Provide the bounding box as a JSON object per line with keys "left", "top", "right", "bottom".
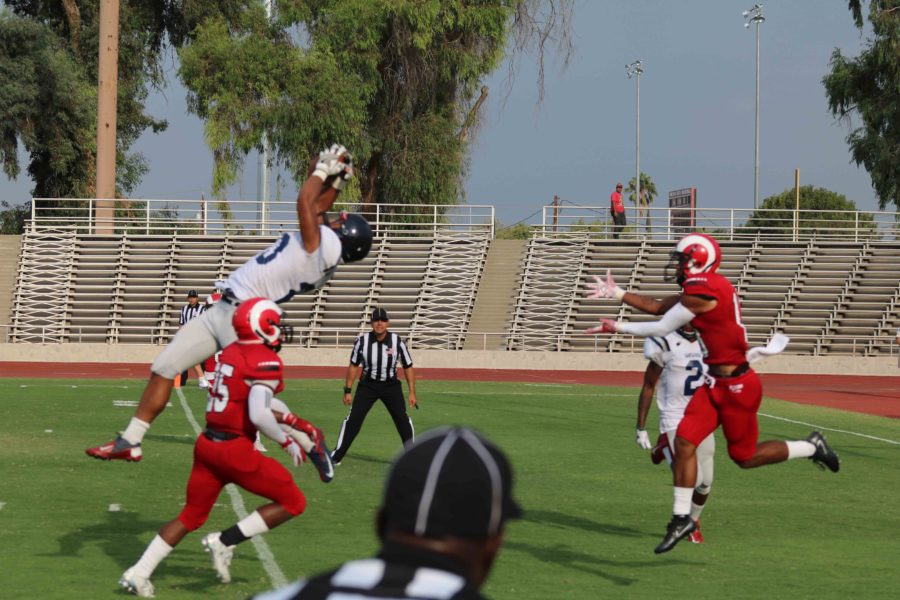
{"left": 207, "top": 363, "right": 234, "bottom": 413}
{"left": 683, "top": 360, "right": 704, "bottom": 397}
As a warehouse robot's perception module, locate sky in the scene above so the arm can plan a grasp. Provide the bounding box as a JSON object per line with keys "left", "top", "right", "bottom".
{"left": 0, "top": 1, "right": 884, "bottom": 226}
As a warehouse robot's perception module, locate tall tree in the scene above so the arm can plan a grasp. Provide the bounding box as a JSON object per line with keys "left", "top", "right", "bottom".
{"left": 744, "top": 185, "right": 876, "bottom": 237}
{"left": 178, "top": 0, "right": 574, "bottom": 213}
{"left": 624, "top": 171, "right": 657, "bottom": 233}
{"left": 823, "top": 0, "right": 900, "bottom": 211}
{"left": 1, "top": 1, "right": 254, "bottom": 198}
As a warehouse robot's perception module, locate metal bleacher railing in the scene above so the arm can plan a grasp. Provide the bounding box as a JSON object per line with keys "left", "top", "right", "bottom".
{"left": 28, "top": 198, "right": 495, "bottom": 238}
{"left": 538, "top": 204, "right": 900, "bottom": 242}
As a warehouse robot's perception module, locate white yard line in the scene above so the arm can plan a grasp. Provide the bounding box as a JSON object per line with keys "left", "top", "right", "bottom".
{"left": 174, "top": 388, "right": 288, "bottom": 589}
{"left": 758, "top": 411, "right": 900, "bottom": 446}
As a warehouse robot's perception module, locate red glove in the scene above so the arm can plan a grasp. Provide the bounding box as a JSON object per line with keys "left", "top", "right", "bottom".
{"left": 283, "top": 413, "right": 319, "bottom": 442}
{"left": 585, "top": 318, "right": 619, "bottom": 335}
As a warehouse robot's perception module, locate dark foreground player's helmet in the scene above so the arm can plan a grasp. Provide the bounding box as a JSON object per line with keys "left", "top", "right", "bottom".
{"left": 337, "top": 213, "right": 372, "bottom": 263}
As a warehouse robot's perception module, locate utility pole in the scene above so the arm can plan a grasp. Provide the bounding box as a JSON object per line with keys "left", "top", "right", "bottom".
{"left": 257, "top": 0, "right": 274, "bottom": 234}
{"left": 95, "top": 0, "right": 120, "bottom": 234}
{"left": 553, "top": 194, "right": 559, "bottom": 232}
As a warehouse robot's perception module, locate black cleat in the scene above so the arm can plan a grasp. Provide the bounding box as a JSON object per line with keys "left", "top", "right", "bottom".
{"left": 654, "top": 515, "right": 696, "bottom": 555}
{"left": 807, "top": 431, "right": 840, "bottom": 473}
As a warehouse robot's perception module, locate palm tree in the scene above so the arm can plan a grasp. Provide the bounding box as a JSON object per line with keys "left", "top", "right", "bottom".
{"left": 625, "top": 172, "right": 658, "bottom": 235}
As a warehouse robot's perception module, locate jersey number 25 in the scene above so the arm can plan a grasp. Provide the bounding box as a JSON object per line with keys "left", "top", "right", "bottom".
{"left": 206, "top": 363, "right": 234, "bottom": 413}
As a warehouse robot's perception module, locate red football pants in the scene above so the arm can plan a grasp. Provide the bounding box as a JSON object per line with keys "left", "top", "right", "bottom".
{"left": 178, "top": 435, "right": 306, "bottom": 530}
{"left": 676, "top": 369, "right": 763, "bottom": 463}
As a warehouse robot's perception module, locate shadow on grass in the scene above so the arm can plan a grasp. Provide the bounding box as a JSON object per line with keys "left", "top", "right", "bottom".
{"left": 342, "top": 453, "right": 392, "bottom": 467}
{"left": 45, "top": 510, "right": 238, "bottom": 591}
{"left": 524, "top": 509, "right": 648, "bottom": 538}
{"left": 47, "top": 510, "right": 162, "bottom": 569}
{"left": 505, "top": 540, "right": 698, "bottom": 586}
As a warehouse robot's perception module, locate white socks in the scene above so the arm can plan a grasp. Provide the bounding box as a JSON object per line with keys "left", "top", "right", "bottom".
{"left": 122, "top": 418, "right": 151, "bottom": 445}
{"left": 786, "top": 440, "right": 816, "bottom": 459}
{"left": 237, "top": 511, "right": 269, "bottom": 539}
{"left": 690, "top": 500, "right": 706, "bottom": 522}
{"left": 673, "top": 487, "right": 693, "bottom": 516}
{"left": 133, "top": 535, "right": 173, "bottom": 578}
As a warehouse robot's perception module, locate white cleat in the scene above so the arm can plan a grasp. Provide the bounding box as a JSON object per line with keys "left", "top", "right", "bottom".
{"left": 120, "top": 567, "right": 155, "bottom": 598}
{"left": 254, "top": 434, "right": 268, "bottom": 453}
{"left": 201, "top": 533, "right": 234, "bottom": 583}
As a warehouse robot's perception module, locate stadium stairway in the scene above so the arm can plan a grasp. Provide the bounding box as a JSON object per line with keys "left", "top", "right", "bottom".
{"left": 463, "top": 239, "right": 527, "bottom": 350}
{"left": 0, "top": 235, "right": 22, "bottom": 342}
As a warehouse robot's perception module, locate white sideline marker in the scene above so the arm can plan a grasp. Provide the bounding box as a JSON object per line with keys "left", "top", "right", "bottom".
{"left": 108, "top": 504, "right": 121, "bottom": 512}
{"left": 758, "top": 412, "right": 900, "bottom": 446}
{"left": 0, "top": 502, "right": 6, "bottom": 511}
{"left": 174, "top": 387, "right": 288, "bottom": 589}
{"left": 113, "top": 400, "right": 139, "bottom": 407}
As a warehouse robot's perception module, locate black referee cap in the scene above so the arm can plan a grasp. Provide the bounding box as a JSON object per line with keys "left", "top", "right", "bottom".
{"left": 381, "top": 427, "right": 522, "bottom": 539}
{"left": 371, "top": 307, "right": 389, "bottom": 322}
{"left": 187, "top": 290, "right": 198, "bottom": 298}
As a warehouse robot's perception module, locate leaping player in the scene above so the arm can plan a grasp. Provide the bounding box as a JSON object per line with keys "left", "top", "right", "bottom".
{"left": 87, "top": 145, "right": 372, "bottom": 462}
{"left": 637, "top": 324, "right": 713, "bottom": 544}
{"left": 587, "top": 233, "right": 840, "bottom": 554}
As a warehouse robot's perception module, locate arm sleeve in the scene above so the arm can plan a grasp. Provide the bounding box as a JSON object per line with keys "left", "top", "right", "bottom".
{"left": 398, "top": 339, "right": 413, "bottom": 368}
{"left": 618, "top": 303, "right": 695, "bottom": 338}
{"left": 248, "top": 385, "right": 288, "bottom": 445}
{"left": 179, "top": 307, "right": 186, "bottom": 326}
{"left": 269, "top": 397, "right": 290, "bottom": 415}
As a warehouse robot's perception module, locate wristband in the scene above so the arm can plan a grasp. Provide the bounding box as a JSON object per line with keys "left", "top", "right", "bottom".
{"left": 614, "top": 287, "right": 626, "bottom": 301}
{"left": 312, "top": 169, "right": 328, "bottom": 182}
{"left": 343, "top": 386, "right": 352, "bottom": 394}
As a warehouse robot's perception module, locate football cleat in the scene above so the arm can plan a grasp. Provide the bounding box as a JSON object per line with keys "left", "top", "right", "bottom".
{"left": 689, "top": 519, "right": 704, "bottom": 544}
{"left": 307, "top": 428, "right": 335, "bottom": 483}
{"left": 201, "top": 533, "right": 234, "bottom": 583}
{"left": 807, "top": 431, "right": 840, "bottom": 473}
{"left": 86, "top": 436, "right": 142, "bottom": 462}
{"left": 120, "top": 567, "right": 155, "bottom": 598}
{"left": 253, "top": 433, "right": 268, "bottom": 453}
{"left": 654, "top": 515, "right": 696, "bottom": 554}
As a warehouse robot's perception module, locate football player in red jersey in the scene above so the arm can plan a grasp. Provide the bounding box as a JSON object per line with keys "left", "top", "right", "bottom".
{"left": 586, "top": 233, "right": 840, "bottom": 554}
{"left": 119, "top": 298, "right": 334, "bottom": 597}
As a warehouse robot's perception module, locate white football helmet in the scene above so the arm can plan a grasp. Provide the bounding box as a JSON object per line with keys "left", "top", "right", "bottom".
{"left": 664, "top": 233, "right": 721, "bottom": 284}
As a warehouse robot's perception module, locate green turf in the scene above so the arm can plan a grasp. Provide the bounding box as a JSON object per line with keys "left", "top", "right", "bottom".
{"left": 0, "top": 377, "right": 898, "bottom": 599}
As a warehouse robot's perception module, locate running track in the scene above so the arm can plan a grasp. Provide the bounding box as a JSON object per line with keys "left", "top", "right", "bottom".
{"left": 1, "top": 362, "right": 897, "bottom": 418}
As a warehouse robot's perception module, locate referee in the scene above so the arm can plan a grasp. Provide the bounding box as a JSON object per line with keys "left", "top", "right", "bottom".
{"left": 177, "top": 290, "right": 206, "bottom": 388}
{"left": 250, "top": 427, "right": 522, "bottom": 600}
{"left": 331, "top": 308, "right": 417, "bottom": 465}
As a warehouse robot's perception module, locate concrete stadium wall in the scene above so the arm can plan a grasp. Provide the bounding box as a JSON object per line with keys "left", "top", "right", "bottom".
{"left": 0, "top": 343, "right": 895, "bottom": 376}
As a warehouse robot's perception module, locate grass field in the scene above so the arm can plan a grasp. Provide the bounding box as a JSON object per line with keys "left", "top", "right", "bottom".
{"left": 1, "top": 376, "right": 898, "bottom": 599}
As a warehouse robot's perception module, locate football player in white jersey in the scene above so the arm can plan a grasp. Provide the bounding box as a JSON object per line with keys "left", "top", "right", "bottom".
{"left": 636, "top": 325, "right": 715, "bottom": 543}
{"left": 87, "top": 144, "right": 373, "bottom": 462}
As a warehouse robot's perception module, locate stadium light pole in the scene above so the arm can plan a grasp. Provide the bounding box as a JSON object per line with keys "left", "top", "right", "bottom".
{"left": 743, "top": 4, "right": 765, "bottom": 210}
{"left": 626, "top": 60, "right": 643, "bottom": 214}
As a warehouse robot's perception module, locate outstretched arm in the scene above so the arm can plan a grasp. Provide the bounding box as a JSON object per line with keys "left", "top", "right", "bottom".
{"left": 585, "top": 269, "right": 681, "bottom": 315}
{"left": 298, "top": 146, "right": 353, "bottom": 253}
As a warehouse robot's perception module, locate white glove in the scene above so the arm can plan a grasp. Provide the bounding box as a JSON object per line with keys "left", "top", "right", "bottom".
{"left": 586, "top": 269, "right": 626, "bottom": 300}
{"left": 280, "top": 437, "right": 306, "bottom": 467}
{"left": 313, "top": 144, "right": 352, "bottom": 184}
{"left": 635, "top": 428, "right": 652, "bottom": 450}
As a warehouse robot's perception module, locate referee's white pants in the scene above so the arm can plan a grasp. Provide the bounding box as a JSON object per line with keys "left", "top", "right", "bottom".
{"left": 151, "top": 302, "right": 238, "bottom": 379}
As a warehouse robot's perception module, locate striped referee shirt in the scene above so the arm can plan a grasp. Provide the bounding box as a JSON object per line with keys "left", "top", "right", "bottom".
{"left": 350, "top": 331, "right": 413, "bottom": 382}
{"left": 251, "top": 542, "right": 487, "bottom": 600}
{"left": 179, "top": 303, "right": 204, "bottom": 326}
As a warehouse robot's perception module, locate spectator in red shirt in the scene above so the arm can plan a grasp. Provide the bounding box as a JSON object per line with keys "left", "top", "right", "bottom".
{"left": 610, "top": 182, "right": 626, "bottom": 239}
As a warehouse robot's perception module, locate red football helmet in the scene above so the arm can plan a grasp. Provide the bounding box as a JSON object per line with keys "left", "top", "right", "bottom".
{"left": 232, "top": 298, "right": 293, "bottom": 352}
{"left": 664, "top": 233, "right": 721, "bottom": 285}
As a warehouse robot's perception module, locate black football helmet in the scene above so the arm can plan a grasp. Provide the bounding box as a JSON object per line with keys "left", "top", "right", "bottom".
{"left": 336, "top": 213, "right": 372, "bottom": 263}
